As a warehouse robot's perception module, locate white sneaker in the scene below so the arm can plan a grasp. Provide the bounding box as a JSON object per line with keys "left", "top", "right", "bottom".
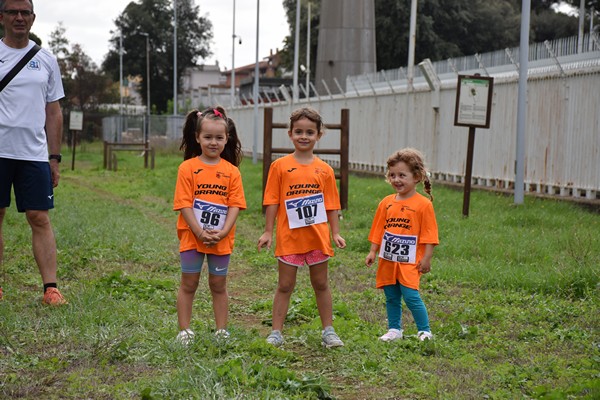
{"left": 379, "top": 328, "right": 403, "bottom": 342}
{"left": 266, "top": 330, "right": 284, "bottom": 347}
{"left": 321, "top": 326, "right": 344, "bottom": 348}
{"left": 417, "top": 331, "right": 433, "bottom": 341}
{"left": 176, "top": 329, "right": 195, "bottom": 345}
{"left": 215, "top": 329, "right": 230, "bottom": 340}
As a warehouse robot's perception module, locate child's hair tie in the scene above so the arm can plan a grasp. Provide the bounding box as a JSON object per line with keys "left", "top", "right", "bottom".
{"left": 197, "top": 111, "right": 203, "bottom": 118}
{"left": 213, "top": 109, "right": 223, "bottom": 118}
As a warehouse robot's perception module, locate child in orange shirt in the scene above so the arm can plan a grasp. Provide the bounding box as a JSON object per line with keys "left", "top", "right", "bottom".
{"left": 173, "top": 107, "right": 246, "bottom": 344}
{"left": 365, "top": 148, "right": 439, "bottom": 342}
{"left": 257, "top": 107, "right": 346, "bottom": 348}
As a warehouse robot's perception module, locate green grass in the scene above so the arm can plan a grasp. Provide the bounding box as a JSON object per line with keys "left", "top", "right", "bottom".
{"left": 1, "top": 142, "right": 598, "bottom": 399}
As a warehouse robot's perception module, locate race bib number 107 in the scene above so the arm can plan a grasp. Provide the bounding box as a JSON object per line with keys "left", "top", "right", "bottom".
{"left": 285, "top": 193, "right": 327, "bottom": 229}
{"left": 193, "top": 199, "right": 227, "bottom": 230}
{"left": 379, "top": 231, "right": 417, "bottom": 264}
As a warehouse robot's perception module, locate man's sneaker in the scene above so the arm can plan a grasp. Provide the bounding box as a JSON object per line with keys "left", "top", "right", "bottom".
{"left": 417, "top": 331, "right": 433, "bottom": 341}
{"left": 42, "top": 287, "right": 67, "bottom": 306}
{"left": 266, "top": 330, "right": 284, "bottom": 347}
{"left": 321, "top": 326, "right": 344, "bottom": 348}
{"left": 215, "top": 329, "right": 230, "bottom": 340}
{"left": 176, "top": 329, "right": 195, "bottom": 345}
{"left": 379, "top": 328, "right": 403, "bottom": 342}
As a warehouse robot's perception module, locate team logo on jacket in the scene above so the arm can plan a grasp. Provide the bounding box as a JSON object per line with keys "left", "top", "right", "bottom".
{"left": 27, "top": 60, "right": 41, "bottom": 70}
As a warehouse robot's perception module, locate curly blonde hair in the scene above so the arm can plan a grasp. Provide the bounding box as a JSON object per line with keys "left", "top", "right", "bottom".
{"left": 386, "top": 148, "right": 433, "bottom": 201}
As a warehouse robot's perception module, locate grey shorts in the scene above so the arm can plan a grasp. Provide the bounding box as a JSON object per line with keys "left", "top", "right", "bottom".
{"left": 180, "top": 250, "right": 230, "bottom": 276}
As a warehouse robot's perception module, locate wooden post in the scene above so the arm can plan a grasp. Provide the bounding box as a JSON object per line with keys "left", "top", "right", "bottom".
{"left": 70, "top": 130, "right": 77, "bottom": 171}
{"left": 462, "top": 126, "right": 476, "bottom": 217}
{"left": 339, "top": 108, "right": 349, "bottom": 210}
{"left": 262, "top": 107, "right": 274, "bottom": 196}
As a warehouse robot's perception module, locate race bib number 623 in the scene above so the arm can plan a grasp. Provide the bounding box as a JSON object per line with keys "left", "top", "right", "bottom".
{"left": 379, "top": 231, "right": 417, "bottom": 263}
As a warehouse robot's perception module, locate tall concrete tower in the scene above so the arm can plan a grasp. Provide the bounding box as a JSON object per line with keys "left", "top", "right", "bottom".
{"left": 315, "top": 0, "right": 376, "bottom": 94}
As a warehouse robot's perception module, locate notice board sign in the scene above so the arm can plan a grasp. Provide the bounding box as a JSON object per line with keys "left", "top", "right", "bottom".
{"left": 454, "top": 75, "right": 494, "bottom": 128}
{"left": 69, "top": 111, "right": 83, "bottom": 131}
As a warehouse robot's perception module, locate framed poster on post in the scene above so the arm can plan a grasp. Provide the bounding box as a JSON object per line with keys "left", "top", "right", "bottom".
{"left": 454, "top": 75, "right": 494, "bottom": 128}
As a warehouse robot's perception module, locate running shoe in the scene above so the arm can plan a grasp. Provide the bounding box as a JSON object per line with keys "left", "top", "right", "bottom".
{"left": 266, "top": 330, "right": 284, "bottom": 347}
{"left": 42, "top": 287, "right": 67, "bottom": 306}
{"left": 321, "top": 326, "right": 344, "bottom": 348}
{"left": 176, "top": 329, "right": 195, "bottom": 345}
{"left": 417, "top": 331, "right": 433, "bottom": 341}
{"left": 215, "top": 329, "right": 230, "bottom": 340}
{"left": 379, "top": 328, "right": 403, "bottom": 342}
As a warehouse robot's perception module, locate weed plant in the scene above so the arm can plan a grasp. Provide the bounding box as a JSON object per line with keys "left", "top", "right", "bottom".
{"left": 0, "top": 143, "right": 598, "bottom": 399}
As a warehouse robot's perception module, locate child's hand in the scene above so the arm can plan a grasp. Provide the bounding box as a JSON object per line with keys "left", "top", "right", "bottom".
{"left": 365, "top": 251, "right": 376, "bottom": 267}
{"left": 199, "top": 229, "right": 220, "bottom": 247}
{"left": 333, "top": 234, "right": 346, "bottom": 249}
{"left": 417, "top": 259, "right": 431, "bottom": 274}
{"left": 257, "top": 232, "right": 272, "bottom": 251}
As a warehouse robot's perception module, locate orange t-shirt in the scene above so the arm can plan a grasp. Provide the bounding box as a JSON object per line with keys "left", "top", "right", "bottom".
{"left": 263, "top": 154, "right": 341, "bottom": 257}
{"left": 367, "top": 193, "right": 439, "bottom": 290}
{"left": 173, "top": 157, "right": 246, "bottom": 255}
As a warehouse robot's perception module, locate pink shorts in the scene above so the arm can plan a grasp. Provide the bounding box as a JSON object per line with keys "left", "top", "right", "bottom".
{"left": 278, "top": 250, "right": 330, "bottom": 267}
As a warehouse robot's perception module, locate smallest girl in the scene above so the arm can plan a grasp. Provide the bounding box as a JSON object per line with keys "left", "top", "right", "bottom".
{"left": 365, "top": 148, "right": 439, "bottom": 342}
{"left": 173, "top": 106, "right": 246, "bottom": 344}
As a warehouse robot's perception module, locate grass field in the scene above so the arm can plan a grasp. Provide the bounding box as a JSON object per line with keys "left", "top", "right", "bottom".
{"left": 0, "top": 143, "right": 598, "bottom": 399}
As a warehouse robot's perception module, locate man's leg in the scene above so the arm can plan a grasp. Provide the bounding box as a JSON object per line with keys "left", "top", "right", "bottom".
{"left": 0, "top": 208, "right": 5, "bottom": 299}
{"left": 25, "top": 209, "right": 57, "bottom": 285}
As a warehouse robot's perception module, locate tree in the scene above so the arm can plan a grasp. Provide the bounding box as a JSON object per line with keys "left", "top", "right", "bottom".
{"left": 280, "top": 0, "right": 583, "bottom": 72}
{"left": 102, "top": 0, "right": 213, "bottom": 114}
{"left": 48, "top": 23, "right": 118, "bottom": 112}
{"left": 279, "top": 0, "right": 320, "bottom": 78}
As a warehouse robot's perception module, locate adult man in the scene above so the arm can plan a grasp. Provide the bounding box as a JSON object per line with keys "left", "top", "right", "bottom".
{"left": 0, "top": 0, "right": 66, "bottom": 304}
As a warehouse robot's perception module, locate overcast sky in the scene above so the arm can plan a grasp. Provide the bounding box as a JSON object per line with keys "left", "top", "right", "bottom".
{"left": 31, "top": 1, "right": 290, "bottom": 70}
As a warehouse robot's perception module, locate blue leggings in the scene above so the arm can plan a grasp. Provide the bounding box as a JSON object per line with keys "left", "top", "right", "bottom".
{"left": 383, "top": 282, "right": 430, "bottom": 332}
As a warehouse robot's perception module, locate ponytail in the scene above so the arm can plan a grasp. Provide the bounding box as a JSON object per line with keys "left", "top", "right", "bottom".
{"left": 180, "top": 106, "right": 243, "bottom": 165}
{"left": 180, "top": 110, "right": 202, "bottom": 160}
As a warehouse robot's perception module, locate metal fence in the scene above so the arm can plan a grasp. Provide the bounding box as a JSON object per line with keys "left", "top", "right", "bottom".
{"left": 226, "top": 34, "right": 600, "bottom": 202}
{"left": 100, "top": 34, "right": 600, "bottom": 201}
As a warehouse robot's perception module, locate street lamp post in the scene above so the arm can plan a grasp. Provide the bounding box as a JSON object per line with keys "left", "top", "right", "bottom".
{"left": 173, "top": 0, "right": 178, "bottom": 116}
{"left": 231, "top": 0, "right": 236, "bottom": 107}
{"left": 140, "top": 32, "right": 150, "bottom": 145}
{"left": 306, "top": 1, "right": 311, "bottom": 97}
{"left": 119, "top": 31, "right": 123, "bottom": 141}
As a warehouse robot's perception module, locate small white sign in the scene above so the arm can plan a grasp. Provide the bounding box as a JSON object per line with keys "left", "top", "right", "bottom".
{"left": 454, "top": 75, "right": 494, "bottom": 128}
{"left": 69, "top": 111, "right": 83, "bottom": 131}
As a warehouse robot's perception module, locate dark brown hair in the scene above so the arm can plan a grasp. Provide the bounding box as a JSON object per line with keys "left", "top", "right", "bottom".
{"left": 288, "top": 107, "right": 325, "bottom": 134}
{"left": 180, "top": 106, "right": 242, "bottom": 166}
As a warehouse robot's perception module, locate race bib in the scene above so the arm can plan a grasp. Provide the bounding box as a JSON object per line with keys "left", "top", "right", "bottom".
{"left": 285, "top": 193, "right": 327, "bottom": 229}
{"left": 379, "top": 231, "right": 417, "bottom": 263}
{"left": 193, "top": 199, "right": 227, "bottom": 230}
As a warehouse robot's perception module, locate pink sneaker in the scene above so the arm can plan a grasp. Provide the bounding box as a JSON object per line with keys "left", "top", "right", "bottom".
{"left": 42, "top": 287, "right": 67, "bottom": 306}
{"left": 379, "top": 328, "right": 403, "bottom": 342}
{"left": 417, "top": 331, "right": 433, "bottom": 341}
{"left": 0, "top": 286, "right": 3, "bottom": 300}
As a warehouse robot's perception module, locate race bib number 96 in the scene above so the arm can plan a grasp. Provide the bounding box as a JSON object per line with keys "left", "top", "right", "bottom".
{"left": 379, "top": 231, "right": 417, "bottom": 264}
{"left": 193, "top": 199, "right": 227, "bottom": 230}
{"left": 285, "top": 193, "right": 327, "bottom": 229}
